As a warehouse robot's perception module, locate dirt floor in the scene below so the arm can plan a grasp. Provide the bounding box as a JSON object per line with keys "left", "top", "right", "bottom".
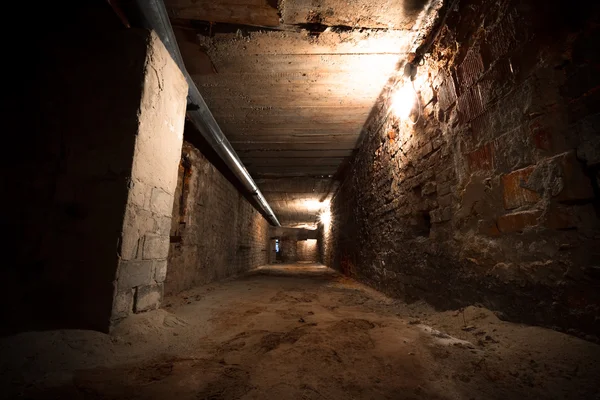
{"left": 2, "top": 263, "right": 599, "bottom": 399}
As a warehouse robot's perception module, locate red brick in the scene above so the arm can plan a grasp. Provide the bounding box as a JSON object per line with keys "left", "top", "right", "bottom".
{"left": 497, "top": 210, "right": 542, "bottom": 233}
{"left": 502, "top": 166, "right": 540, "bottom": 209}
{"left": 468, "top": 143, "right": 494, "bottom": 172}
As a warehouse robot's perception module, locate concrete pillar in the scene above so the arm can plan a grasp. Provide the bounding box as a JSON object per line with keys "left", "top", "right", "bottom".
{"left": 2, "top": 28, "right": 187, "bottom": 333}
{"left": 111, "top": 32, "right": 188, "bottom": 323}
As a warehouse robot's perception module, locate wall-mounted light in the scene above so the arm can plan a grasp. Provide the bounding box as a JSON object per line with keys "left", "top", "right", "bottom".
{"left": 391, "top": 85, "right": 416, "bottom": 120}
{"left": 319, "top": 209, "right": 332, "bottom": 225}
{"left": 389, "top": 62, "right": 421, "bottom": 124}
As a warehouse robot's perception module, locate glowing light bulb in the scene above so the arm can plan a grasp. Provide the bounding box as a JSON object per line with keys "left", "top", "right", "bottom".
{"left": 391, "top": 85, "right": 415, "bottom": 119}
{"left": 319, "top": 210, "right": 332, "bottom": 225}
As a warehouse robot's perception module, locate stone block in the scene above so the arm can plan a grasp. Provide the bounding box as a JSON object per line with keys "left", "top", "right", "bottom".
{"left": 522, "top": 151, "right": 594, "bottom": 202}
{"left": 468, "top": 143, "right": 494, "bottom": 172}
{"left": 430, "top": 207, "right": 452, "bottom": 223}
{"left": 134, "top": 283, "right": 163, "bottom": 313}
{"left": 139, "top": 209, "right": 158, "bottom": 234}
{"left": 119, "top": 230, "right": 140, "bottom": 260}
{"left": 397, "top": 205, "right": 412, "bottom": 217}
{"left": 482, "top": 59, "right": 514, "bottom": 101}
{"left": 112, "top": 289, "right": 134, "bottom": 319}
{"left": 437, "top": 74, "right": 457, "bottom": 111}
{"left": 150, "top": 187, "right": 175, "bottom": 216}
{"left": 470, "top": 86, "right": 526, "bottom": 140}
{"left": 128, "top": 179, "right": 148, "bottom": 209}
{"left": 437, "top": 193, "right": 453, "bottom": 207}
{"left": 143, "top": 234, "right": 170, "bottom": 259}
{"left": 414, "top": 198, "right": 437, "bottom": 212}
{"left": 117, "top": 259, "right": 154, "bottom": 290}
{"left": 502, "top": 166, "right": 540, "bottom": 209}
{"left": 422, "top": 142, "right": 434, "bottom": 157}
{"left": 155, "top": 215, "right": 173, "bottom": 236}
{"left": 432, "top": 137, "right": 444, "bottom": 150}
{"left": 122, "top": 206, "right": 155, "bottom": 239}
{"left": 493, "top": 126, "right": 533, "bottom": 172}
{"left": 436, "top": 168, "right": 453, "bottom": 183}
{"left": 421, "top": 182, "right": 437, "bottom": 196}
{"left": 154, "top": 259, "right": 168, "bottom": 283}
{"left": 497, "top": 210, "right": 542, "bottom": 233}
{"left": 437, "top": 182, "right": 451, "bottom": 195}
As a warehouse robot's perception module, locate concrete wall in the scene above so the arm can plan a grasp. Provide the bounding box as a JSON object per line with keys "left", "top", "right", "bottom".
{"left": 165, "top": 141, "right": 270, "bottom": 296}
{"left": 320, "top": 0, "right": 600, "bottom": 338}
{"left": 1, "top": 24, "right": 187, "bottom": 333}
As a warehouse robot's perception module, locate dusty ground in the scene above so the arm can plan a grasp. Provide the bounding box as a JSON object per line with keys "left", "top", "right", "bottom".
{"left": 2, "top": 263, "right": 599, "bottom": 399}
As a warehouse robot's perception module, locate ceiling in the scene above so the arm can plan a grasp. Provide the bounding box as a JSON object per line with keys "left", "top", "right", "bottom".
{"left": 166, "top": 0, "right": 434, "bottom": 227}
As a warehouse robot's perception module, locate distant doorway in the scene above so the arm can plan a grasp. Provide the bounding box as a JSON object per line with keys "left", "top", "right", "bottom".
{"left": 270, "top": 238, "right": 283, "bottom": 263}
{"left": 275, "top": 239, "right": 282, "bottom": 262}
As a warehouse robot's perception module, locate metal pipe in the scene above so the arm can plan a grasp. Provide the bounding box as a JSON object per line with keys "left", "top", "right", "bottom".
{"left": 133, "top": 0, "right": 281, "bottom": 226}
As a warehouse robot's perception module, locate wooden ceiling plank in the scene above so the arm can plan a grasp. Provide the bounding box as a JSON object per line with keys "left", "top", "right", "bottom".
{"left": 230, "top": 141, "right": 358, "bottom": 150}
{"left": 165, "top": 0, "right": 280, "bottom": 27}
{"left": 238, "top": 150, "right": 353, "bottom": 158}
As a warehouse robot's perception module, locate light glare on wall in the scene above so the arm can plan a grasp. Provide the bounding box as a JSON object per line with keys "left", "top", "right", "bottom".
{"left": 391, "top": 85, "right": 415, "bottom": 119}
{"left": 304, "top": 199, "right": 330, "bottom": 211}
{"left": 304, "top": 199, "right": 322, "bottom": 210}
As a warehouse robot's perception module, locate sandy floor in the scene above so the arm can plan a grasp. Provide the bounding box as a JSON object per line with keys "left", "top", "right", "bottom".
{"left": 1, "top": 263, "right": 599, "bottom": 399}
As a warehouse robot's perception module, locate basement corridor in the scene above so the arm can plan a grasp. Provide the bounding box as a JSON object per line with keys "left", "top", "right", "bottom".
{"left": 3, "top": 1, "right": 599, "bottom": 398}
{"left": 3, "top": 263, "right": 598, "bottom": 399}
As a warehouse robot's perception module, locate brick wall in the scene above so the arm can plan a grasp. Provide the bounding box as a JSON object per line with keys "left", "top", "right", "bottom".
{"left": 297, "top": 239, "right": 318, "bottom": 262}
{"left": 321, "top": 0, "right": 600, "bottom": 337}
{"left": 166, "top": 141, "right": 270, "bottom": 296}
{"left": 280, "top": 237, "right": 299, "bottom": 263}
